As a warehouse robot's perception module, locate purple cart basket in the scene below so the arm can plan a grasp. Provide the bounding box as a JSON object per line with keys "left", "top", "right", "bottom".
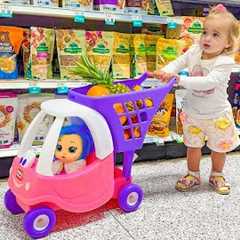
{"left": 68, "top": 72, "right": 175, "bottom": 178}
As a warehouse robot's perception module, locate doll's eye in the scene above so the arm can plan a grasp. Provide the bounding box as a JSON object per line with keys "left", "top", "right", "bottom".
{"left": 56, "top": 144, "right": 62, "bottom": 151}
{"left": 68, "top": 146, "right": 77, "bottom": 153}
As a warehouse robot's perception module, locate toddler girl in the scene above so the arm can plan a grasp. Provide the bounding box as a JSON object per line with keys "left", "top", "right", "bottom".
{"left": 150, "top": 4, "right": 240, "bottom": 194}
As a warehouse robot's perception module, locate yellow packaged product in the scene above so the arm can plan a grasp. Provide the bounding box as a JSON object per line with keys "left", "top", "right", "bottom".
{"left": 145, "top": 34, "right": 159, "bottom": 73}
{"left": 133, "top": 34, "right": 147, "bottom": 77}
{"left": 17, "top": 93, "right": 54, "bottom": 145}
{"left": 156, "top": 37, "right": 184, "bottom": 69}
{"left": 147, "top": 93, "right": 174, "bottom": 137}
{"left": 86, "top": 31, "right": 113, "bottom": 72}
{"left": 112, "top": 32, "right": 131, "bottom": 79}
{"left": 155, "top": 0, "right": 173, "bottom": 16}
{"left": 56, "top": 29, "right": 86, "bottom": 80}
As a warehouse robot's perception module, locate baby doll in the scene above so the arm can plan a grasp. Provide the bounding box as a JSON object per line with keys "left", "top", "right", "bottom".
{"left": 52, "top": 121, "right": 93, "bottom": 175}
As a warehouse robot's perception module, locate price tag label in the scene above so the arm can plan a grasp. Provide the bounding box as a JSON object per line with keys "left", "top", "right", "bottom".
{"left": 0, "top": 5, "right": 12, "bottom": 18}
{"left": 104, "top": 13, "right": 116, "bottom": 25}
{"left": 28, "top": 85, "right": 41, "bottom": 94}
{"left": 132, "top": 15, "right": 143, "bottom": 27}
{"left": 74, "top": 13, "right": 85, "bottom": 23}
{"left": 56, "top": 85, "right": 69, "bottom": 94}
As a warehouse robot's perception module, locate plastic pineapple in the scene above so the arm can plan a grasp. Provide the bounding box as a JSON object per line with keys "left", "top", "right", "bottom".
{"left": 73, "top": 55, "right": 130, "bottom": 96}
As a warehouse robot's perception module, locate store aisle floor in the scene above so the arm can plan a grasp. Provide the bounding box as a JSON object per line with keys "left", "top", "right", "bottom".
{"left": 0, "top": 153, "right": 240, "bottom": 240}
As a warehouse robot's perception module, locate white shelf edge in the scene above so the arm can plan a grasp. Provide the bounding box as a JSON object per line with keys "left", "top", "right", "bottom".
{"left": 7, "top": 5, "right": 168, "bottom": 24}
{"left": 0, "top": 79, "right": 90, "bottom": 89}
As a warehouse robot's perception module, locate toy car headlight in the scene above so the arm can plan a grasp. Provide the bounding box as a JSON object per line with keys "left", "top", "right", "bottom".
{"left": 19, "top": 150, "right": 36, "bottom": 168}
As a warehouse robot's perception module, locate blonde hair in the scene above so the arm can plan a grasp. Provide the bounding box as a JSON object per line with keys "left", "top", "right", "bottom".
{"left": 206, "top": 5, "right": 240, "bottom": 55}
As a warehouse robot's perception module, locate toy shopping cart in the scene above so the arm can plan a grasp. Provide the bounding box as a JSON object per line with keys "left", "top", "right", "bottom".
{"left": 4, "top": 72, "right": 175, "bottom": 239}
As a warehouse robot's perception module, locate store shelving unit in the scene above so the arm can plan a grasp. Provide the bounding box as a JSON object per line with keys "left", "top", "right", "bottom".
{"left": 0, "top": 3, "right": 239, "bottom": 175}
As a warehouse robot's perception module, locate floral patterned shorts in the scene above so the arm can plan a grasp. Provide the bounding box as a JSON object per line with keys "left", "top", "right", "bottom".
{"left": 181, "top": 111, "right": 240, "bottom": 153}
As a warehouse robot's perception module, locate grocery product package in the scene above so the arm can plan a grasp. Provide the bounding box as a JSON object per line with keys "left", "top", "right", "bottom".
{"left": 28, "top": 27, "right": 55, "bottom": 80}
{"left": 62, "top": 0, "right": 93, "bottom": 10}
{"left": 124, "top": 0, "right": 150, "bottom": 14}
{"left": 0, "top": 26, "right": 25, "bottom": 79}
{"left": 86, "top": 31, "right": 113, "bottom": 72}
{"left": 94, "top": 0, "right": 125, "bottom": 11}
{"left": 175, "top": 89, "right": 186, "bottom": 135}
{"left": 147, "top": 93, "right": 174, "bottom": 137}
{"left": 156, "top": 37, "right": 184, "bottom": 69}
{"left": 180, "top": 16, "right": 204, "bottom": 52}
{"left": 112, "top": 32, "right": 131, "bottom": 79}
{"left": 155, "top": 0, "right": 173, "bottom": 16}
{"left": 17, "top": 93, "right": 54, "bottom": 145}
{"left": 0, "top": 92, "right": 17, "bottom": 148}
{"left": 145, "top": 34, "right": 159, "bottom": 73}
{"left": 56, "top": 29, "right": 86, "bottom": 80}
{"left": 31, "top": 0, "right": 59, "bottom": 6}
{"left": 132, "top": 34, "right": 147, "bottom": 77}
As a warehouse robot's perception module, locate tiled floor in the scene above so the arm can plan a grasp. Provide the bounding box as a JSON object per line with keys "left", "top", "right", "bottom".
{"left": 1, "top": 152, "right": 240, "bottom": 240}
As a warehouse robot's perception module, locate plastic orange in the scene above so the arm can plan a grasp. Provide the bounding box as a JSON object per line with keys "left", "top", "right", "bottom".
{"left": 87, "top": 85, "right": 110, "bottom": 97}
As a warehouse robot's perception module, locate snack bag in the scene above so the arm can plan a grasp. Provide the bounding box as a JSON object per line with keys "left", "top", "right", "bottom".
{"left": 145, "top": 34, "right": 159, "bottom": 73}
{"left": 155, "top": 0, "right": 173, "bottom": 16}
{"left": 0, "top": 26, "right": 25, "bottom": 79}
{"left": 86, "top": 31, "right": 113, "bottom": 72}
{"left": 62, "top": 0, "right": 93, "bottom": 10}
{"left": 147, "top": 93, "right": 174, "bottom": 137}
{"left": 112, "top": 32, "right": 131, "bottom": 79}
{"left": 156, "top": 37, "right": 184, "bottom": 69}
{"left": 180, "top": 16, "right": 204, "bottom": 52}
{"left": 17, "top": 93, "right": 54, "bottom": 145}
{"left": 0, "top": 92, "right": 17, "bottom": 148}
{"left": 132, "top": 34, "right": 147, "bottom": 77}
{"left": 175, "top": 89, "right": 186, "bottom": 135}
{"left": 30, "top": 27, "right": 55, "bottom": 80}
{"left": 56, "top": 29, "right": 86, "bottom": 80}
{"left": 32, "top": 0, "right": 59, "bottom": 6}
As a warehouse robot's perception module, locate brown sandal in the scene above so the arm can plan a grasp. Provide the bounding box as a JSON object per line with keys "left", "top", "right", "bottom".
{"left": 176, "top": 174, "right": 200, "bottom": 192}
{"left": 209, "top": 175, "right": 230, "bottom": 195}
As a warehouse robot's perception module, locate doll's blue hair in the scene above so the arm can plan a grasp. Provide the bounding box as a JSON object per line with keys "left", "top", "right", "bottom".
{"left": 59, "top": 121, "right": 93, "bottom": 160}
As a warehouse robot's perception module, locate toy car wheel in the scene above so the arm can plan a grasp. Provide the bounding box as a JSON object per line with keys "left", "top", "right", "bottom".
{"left": 118, "top": 184, "right": 143, "bottom": 213}
{"left": 23, "top": 207, "right": 56, "bottom": 239}
{"left": 4, "top": 189, "right": 24, "bottom": 215}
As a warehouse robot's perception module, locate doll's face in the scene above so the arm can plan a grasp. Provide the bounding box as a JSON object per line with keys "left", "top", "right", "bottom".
{"left": 55, "top": 134, "right": 83, "bottom": 164}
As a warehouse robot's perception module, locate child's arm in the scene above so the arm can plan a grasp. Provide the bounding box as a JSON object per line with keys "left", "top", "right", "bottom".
{"left": 149, "top": 45, "right": 198, "bottom": 81}
{"left": 178, "top": 57, "right": 235, "bottom": 90}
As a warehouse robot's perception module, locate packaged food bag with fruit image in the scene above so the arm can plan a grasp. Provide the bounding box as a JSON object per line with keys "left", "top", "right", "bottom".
{"left": 86, "top": 31, "right": 113, "bottom": 73}
{"left": 147, "top": 93, "right": 174, "bottom": 137}
{"left": 56, "top": 29, "right": 86, "bottom": 80}
{"left": 0, "top": 26, "right": 25, "bottom": 79}
{"left": 28, "top": 27, "right": 55, "bottom": 80}
{"left": 180, "top": 16, "right": 204, "bottom": 52}
{"left": 112, "top": 32, "right": 131, "bottom": 79}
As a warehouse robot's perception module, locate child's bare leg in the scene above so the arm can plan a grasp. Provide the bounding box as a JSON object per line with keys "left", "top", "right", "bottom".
{"left": 211, "top": 151, "right": 225, "bottom": 172}
{"left": 175, "top": 147, "right": 201, "bottom": 191}
{"left": 187, "top": 147, "right": 202, "bottom": 171}
{"left": 209, "top": 151, "right": 230, "bottom": 195}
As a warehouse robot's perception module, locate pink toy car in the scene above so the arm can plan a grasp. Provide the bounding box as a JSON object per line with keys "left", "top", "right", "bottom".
{"left": 4, "top": 73, "right": 175, "bottom": 239}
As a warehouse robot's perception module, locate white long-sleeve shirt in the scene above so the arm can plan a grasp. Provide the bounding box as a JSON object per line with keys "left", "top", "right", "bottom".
{"left": 162, "top": 44, "right": 235, "bottom": 119}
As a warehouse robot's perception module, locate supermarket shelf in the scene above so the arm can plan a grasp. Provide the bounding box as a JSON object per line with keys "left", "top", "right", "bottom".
{"left": 0, "top": 79, "right": 89, "bottom": 89}
{"left": 0, "top": 144, "right": 41, "bottom": 158}
{"left": 3, "top": 5, "right": 169, "bottom": 25}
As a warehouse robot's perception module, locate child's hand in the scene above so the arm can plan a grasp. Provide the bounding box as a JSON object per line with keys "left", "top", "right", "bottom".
{"left": 148, "top": 71, "right": 179, "bottom": 83}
